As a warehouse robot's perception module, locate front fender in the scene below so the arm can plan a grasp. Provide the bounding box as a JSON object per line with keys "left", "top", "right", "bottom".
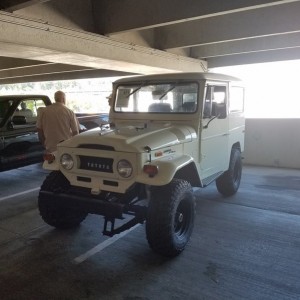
{"left": 136, "top": 154, "right": 193, "bottom": 186}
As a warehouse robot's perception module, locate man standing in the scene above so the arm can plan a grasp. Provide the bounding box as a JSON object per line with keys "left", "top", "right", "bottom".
{"left": 37, "top": 90, "right": 79, "bottom": 152}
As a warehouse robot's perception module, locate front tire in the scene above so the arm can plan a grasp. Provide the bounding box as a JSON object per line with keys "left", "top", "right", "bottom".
{"left": 38, "top": 171, "right": 87, "bottom": 229}
{"left": 146, "top": 179, "right": 195, "bottom": 257}
{"left": 216, "top": 148, "right": 242, "bottom": 196}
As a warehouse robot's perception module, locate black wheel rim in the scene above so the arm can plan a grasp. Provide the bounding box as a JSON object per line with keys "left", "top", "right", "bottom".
{"left": 174, "top": 198, "right": 192, "bottom": 239}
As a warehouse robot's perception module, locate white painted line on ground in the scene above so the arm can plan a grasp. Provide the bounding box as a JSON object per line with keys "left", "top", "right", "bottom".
{"left": 74, "top": 224, "right": 140, "bottom": 264}
{"left": 0, "top": 187, "right": 40, "bottom": 202}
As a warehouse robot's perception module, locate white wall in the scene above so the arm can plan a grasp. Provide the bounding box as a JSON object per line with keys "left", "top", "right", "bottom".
{"left": 244, "top": 119, "right": 300, "bottom": 169}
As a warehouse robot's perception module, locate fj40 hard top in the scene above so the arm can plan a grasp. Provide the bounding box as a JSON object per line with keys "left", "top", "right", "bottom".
{"left": 39, "top": 72, "right": 245, "bottom": 257}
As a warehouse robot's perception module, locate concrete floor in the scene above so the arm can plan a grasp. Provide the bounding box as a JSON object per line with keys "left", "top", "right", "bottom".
{"left": 0, "top": 164, "right": 300, "bottom": 300}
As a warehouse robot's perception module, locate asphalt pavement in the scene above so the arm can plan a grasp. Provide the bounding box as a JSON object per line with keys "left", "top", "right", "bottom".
{"left": 0, "top": 164, "right": 300, "bottom": 300}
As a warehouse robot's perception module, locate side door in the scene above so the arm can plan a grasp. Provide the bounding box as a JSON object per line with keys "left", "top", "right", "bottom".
{"left": 200, "top": 82, "right": 230, "bottom": 184}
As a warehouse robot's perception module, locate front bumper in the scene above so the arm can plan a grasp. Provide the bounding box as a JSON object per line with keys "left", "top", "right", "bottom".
{"left": 39, "top": 190, "right": 125, "bottom": 219}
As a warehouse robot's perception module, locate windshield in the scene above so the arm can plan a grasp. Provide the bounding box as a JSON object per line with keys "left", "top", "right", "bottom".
{"left": 114, "top": 82, "right": 198, "bottom": 113}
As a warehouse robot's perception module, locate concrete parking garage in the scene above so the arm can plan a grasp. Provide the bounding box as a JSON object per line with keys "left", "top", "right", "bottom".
{"left": 0, "top": 163, "right": 299, "bottom": 300}
{"left": 1, "top": 1, "right": 300, "bottom": 299}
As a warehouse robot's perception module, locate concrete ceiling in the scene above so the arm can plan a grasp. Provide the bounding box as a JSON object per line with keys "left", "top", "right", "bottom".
{"left": 0, "top": 0, "right": 300, "bottom": 84}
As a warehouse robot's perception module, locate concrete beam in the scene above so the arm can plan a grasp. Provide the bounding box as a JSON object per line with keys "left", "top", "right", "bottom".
{"left": 16, "top": 0, "right": 96, "bottom": 33}
{"left": 0, "top": 56, "right": 50, "bottom": 69}
{"left": 156, "top": 1, "right": 300, "bottom": 49}
{"left": 191, "top": 32, "right": 300, "bottom": 59}
{"left": 93, "top": 0, "right": 300, "bottom": 34}
{"left": 107, "top": 30, "right": 155, "bottom": 48}
{"left": 0, "top": 63, "right": 95, "bottom": 79}
{"left": 207, "top": 47, "right": 300, "bottom": 68}
{"left": 0, "top": 11, "right": 207, "bottom": 74}
{"left": 1, "top": 0, "right": 51, "bottom": 12}
{"left": 0, "top": 69, "right": 131, "bottom": 85}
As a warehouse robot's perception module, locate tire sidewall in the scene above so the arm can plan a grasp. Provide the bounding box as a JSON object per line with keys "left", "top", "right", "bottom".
{"left": 229, "top": 148, "right": 242, "bottom": 191}
{"left": 216, "top": 148, "right": 242, "bottom": 196}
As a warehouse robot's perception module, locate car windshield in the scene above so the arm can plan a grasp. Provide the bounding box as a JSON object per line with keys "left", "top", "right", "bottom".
{"left": 114, "top": 82, "right": 198, "bottom": 113}
{"left": 0, "top": 100, "right": 14, "bottom": 125}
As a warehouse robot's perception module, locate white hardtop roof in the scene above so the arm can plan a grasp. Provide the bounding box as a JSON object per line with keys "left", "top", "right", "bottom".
{"left": 114, "top": 72, "right": 241, "bottom": 85}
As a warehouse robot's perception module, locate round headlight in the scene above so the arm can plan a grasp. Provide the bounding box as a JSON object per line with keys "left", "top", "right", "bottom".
{"left": 117, "top": 160, "right": 133, "bottom": 178}
{"left": 60, "top": 153, "right": 74, "bottom": 170}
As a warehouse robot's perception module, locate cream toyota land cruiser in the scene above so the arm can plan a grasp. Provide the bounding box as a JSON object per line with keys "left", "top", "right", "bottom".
{"left": 39, "top": 72, "right": 245, "bottom": 257}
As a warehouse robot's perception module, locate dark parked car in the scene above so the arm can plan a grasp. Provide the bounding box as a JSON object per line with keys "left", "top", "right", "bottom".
{"left": 0, "top": 95, "right": 51, "bottom": 171}
{"left": 0, "top": 95, "right": 108, "bottom": 171}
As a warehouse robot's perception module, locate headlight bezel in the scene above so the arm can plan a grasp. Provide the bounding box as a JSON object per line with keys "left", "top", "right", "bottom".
{"left": 60, "top": 153, "right": 74, "bottom": 170}
{"left": 117, "top": 159, "right": 133, "bottom": 178}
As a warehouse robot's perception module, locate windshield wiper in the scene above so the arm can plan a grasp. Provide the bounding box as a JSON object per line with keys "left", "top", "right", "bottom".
{"left": 159, "top": 84, "right": 176, "bottom": 100}
{"left": 127, "top": 82, "right": 146, "bottom": 98}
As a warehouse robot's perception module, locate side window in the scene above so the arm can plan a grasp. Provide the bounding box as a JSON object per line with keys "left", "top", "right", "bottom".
{"left": 203, "top": 85, "right": 227, "bottom": 119}
{"left": 12, "top": 99, "right": 47, "bottom": 127}
{"left": 229, "top": 86, "right": 244, "bottom": 113}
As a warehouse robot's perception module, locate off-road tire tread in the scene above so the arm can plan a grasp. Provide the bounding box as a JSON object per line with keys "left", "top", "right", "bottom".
{"left": 38, "top": 171, "right": 87, "bottom": 229}
{"left": 146, "top": 178, "right": 195, "bottom": 257}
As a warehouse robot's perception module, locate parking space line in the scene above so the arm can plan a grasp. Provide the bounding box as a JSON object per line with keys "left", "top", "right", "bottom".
{"left": 0, "top": 187, "right": 40, "bottom": 202}
{"left": 74, "top": 224, "right": 140, "bottom": 264}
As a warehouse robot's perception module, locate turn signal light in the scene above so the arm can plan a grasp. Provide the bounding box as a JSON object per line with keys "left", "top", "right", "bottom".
{"left": 43, "top": 153, "right": 55, "bottom": 163}
{"left": 143, "top": 165, "right": 159, "bottom": 177}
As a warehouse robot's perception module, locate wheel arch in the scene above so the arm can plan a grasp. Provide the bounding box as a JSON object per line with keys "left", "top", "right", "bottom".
{"left": 174, "top": 161, "right": 202, "bottom": 187}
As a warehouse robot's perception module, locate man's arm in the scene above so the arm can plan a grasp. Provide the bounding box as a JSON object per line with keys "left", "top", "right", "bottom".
{"left": 36, "top": 108, "right": 45, "bottom": 146}
{"left": 37, "top": 128, "right": 45, "bottom": 147}
{"left": 70, "top": 112, "right": 80, "bottom": 136}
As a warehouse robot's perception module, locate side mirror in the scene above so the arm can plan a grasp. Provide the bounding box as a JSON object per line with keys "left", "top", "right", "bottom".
{"left": 7, "top": 120, "right": 14, "bottom": 130}
{"left": 79, "top": 123, "right": 87, "bottom": 133}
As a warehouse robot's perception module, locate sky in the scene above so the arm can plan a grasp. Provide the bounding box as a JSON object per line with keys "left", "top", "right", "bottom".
{"left": 212, "top": 60, "right": 300, "bottom": 118}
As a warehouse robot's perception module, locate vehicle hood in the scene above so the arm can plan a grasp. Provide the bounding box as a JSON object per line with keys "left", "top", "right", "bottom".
{"left": 59, "top": 124, "right": 197, "bottom": 152}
